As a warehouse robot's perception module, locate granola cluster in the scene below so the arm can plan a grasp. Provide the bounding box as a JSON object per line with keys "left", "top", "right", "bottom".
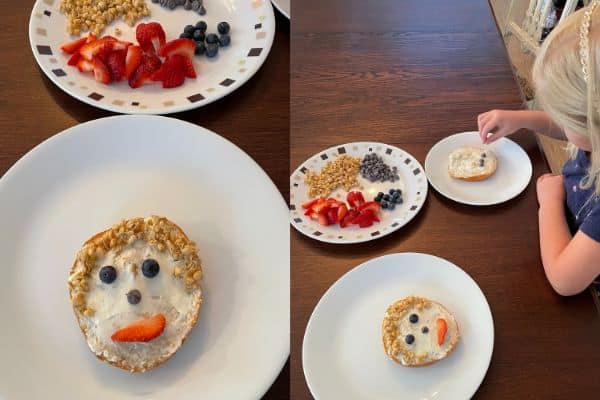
{"left": 68, "top": 216, "right": 202, "bottom": 316}
{"left": 304, "top": 154, "right": 361, "bottom": 198}
{"left": 60, "top": 0, "right": 151, "bottom": 35}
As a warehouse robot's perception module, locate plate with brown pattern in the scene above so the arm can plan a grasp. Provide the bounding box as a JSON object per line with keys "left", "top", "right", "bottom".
{"left": 290, "top": 142, "right": 428, "bottom": 244}
{"left": 28, "top": 0, "right": 275, "bottom": 114}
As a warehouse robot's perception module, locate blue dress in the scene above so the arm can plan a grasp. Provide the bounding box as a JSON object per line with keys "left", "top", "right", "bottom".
{"left": 561, "top": 149, "right": 600, "bottom": 296}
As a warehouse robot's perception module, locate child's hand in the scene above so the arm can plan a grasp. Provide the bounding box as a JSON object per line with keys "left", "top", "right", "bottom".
{"left": 477, "top": 110, "right": 524, "bottom": 144}
{"left": 536, "top": 173, "right": 565, "bottom": 206}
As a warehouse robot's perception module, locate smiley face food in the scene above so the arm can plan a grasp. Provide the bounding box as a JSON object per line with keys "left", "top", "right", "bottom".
{"left": 382, "top": 296, "right": 459, "bottom": 367}
{"left": 448, "top": 146, "right": 497, "bottom": 181}
{"left": 68, "top": 216, "right": 203, "bottom": 372}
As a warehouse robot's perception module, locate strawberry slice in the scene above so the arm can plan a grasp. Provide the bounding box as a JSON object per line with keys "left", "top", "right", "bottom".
{"left": 326, "top": 208, "right": 339, "bottom": 224}
{"left": 358, "top": 201, "right": 381, "bottom": 222}
{"left": 436, "top": 318, "right": 447, "bottom": 346}
{"left": 79, "top": 37, "right": 114, "bottom": 61}
{"left": 61, "top": 36, "right": 88, "bottom": 54}
{"left": 347, "top": 191, "right": 365, "bottom": 209}
{"left": 125, "top": 45, "right": 142, "bottom": 79}
{"left": 86, "top": 32, "right": 97, "bottom": 43}
{"left": 91, "top": 56, "right": 111, "bottom": 84}
{"left": 158, "top": 38, "right": 196, "bottom": 59}
{"left": 106, "top": 50, "right": 126, "bottom": 81}
{"left": 129, "top": 53, "right": 162, "bottom": 88}
{"left": 151, "top": 55, "right": 187, "bottom": 88}
{"left": 337, "top": 204, "right": 348, "bottom": 221}
{"left": 67, "top": 52, "right": 81, "bottom": 66}
{"left": 311, "top": 198, "right": 329, "bottom": 214}
{"left": 317, "top": 213, "right": 330, "bottom": 226}
{"left": 76, "top": 58, "right": 94, "bottom": 73}
{"left": 181, "top": 55, "right": 197, "bottom": 79}
{"left": 354, "top": 210, "right": 374, "bottom": 228}
{"left": 111, "top": 314, "right": 166, "bottom": 342}
{"left": 136, "top": 22, "right": 166, "bottom": 54}
{"left": 302, "top": 198, "right": 320, "bottom": 209}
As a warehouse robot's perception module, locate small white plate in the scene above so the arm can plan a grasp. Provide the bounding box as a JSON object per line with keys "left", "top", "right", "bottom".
{"left": 29, "top": 0, "right": 275, "bottom": 114}
{"left": 303, "top": 253, "right": 494, "bottom": 400}
{"left": 290, "top": 142, "right": 428, "bottom": 244}
{"left": 0, "top": 115, "right": 288, "bottom": 399}
{"left": 271, "top": 0, "right": 290, "bottom": 18}
{"left": 425, "top": 131, "right": 533, "bottom": 206}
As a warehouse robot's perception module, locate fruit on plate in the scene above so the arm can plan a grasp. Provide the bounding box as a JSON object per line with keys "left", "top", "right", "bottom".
{"left": 111, "top": 314, "right": 167, "bottom": 343}
{"left": 301, "top": 191, "right": 380, "bottom": 229}
{"left": 136, "top": 22, "right": 166, "bottom": 55}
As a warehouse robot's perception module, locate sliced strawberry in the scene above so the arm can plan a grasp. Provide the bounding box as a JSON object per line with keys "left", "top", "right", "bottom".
{"left": 311, "top": 198, "right": 330, "bottom": 214}
{"left": 302, "top": 198, "right": 320, "bottom": 209}
{"left": 347, "top": 191, "right": 366, "bottom": 209}
{"left": 151, "top": 55, "right": 186, "bottom": 88}
{"left": 111, "top": 314, "right": 166, "bottom": 342}
{"left": 181, "top": 55, "right": 197, "bottom": 79}
{"left": 125, "top": 45, "right": 143, "bottom": 79}
{"left": 158, "top": 38, "right": 196, "bottom": 59}
{"left": 105, "top": 50, "right": 126, "bottom": 81}
{"left": 354, "top": 210, "right": 374, "bottom": 228}
{"left": 317, "top": 213, "right": 330, "bottom": 226}
{"left": 86, "top": 32, "right": 97, "bottom": 43}
{"left": 337, "top": 204, "right": 348, "bottom": 221}
{"left": 91, "top": 56, "right": 111, "bottom": 84}
{"left": 61, "top": 36, "right": 88, "bottom": 54}
{"left": 305, "top": 210, "right": 318, "bottom": 220}
{"left": 129, "top": 53, "right": 162, "bottom": 88}
{"left": 326, "top": 208, "right": 339, "bottom": 224}
{"left": 136, "top": 22, "right": 166, "bottom": 54}
{"left": 79, "top": 37, "right": 114, "bottom": 61}
{"left": 357, "top": 201, "right": 381, "bottom": 222}
{"left": 67, "top": 52, "right": 81, "bottom": 66}
{"left": 76, "top": 58, "right": 94, "bottom": 73}
{"left": 436, "top": 318, "right": 447, "bottom": 346}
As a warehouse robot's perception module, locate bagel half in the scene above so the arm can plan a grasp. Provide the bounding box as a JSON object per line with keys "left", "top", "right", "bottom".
{"left": 448, "top": 146, "right": 497, "bottom": 181}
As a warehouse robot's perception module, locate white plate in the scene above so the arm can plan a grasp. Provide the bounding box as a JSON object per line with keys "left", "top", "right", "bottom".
{"left": 271, "top": 0, "right": 290, "bottom": 18}
{"left": 290, "top": 142, "right": 428, "bottom": 244}
{"left": 425, "top": 131, "right": 532, "bottom": 206}
{"left": 29, "top": 0, "right": 275, "bottom": 114}
{"left": 303, "top": 253, "right": 494, "bottom": 400}
{"left": 0, "top": 115, "right": 289, "bottom": 399}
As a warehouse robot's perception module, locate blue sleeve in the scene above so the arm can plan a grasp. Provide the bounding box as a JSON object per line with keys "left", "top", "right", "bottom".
{"left": 579, "top": 206, "right": 600, "bottom": 243}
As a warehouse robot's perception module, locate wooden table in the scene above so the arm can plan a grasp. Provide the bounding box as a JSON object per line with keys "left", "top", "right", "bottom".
{"left": 291, "top": 0, "right": 600, "bottom": 398}
{"left": 0, "top": 3, "right": 289, "bottom": 399}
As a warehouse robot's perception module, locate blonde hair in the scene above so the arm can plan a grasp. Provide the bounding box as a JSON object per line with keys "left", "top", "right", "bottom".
{"left": 533, "top": 5, "right": 600, "bottom": 194}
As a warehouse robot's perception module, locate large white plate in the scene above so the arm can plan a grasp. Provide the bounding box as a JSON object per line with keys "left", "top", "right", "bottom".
{"left": 425, "top": 131, "right": 533, "bottom": 206}
{"left": 271, "top": 0, "right": 290, "bottom": 18}
{"left": 0, "top": 115, "right": 289, "bottom": 399}
{"left": 303, "top": 253, "right": 494, "bottom": 400}
{"left": 290, "top": 142, "right": 428, "bottom": 244}
{"left": 29, "top": 0, "right": 275, "bottom": 114}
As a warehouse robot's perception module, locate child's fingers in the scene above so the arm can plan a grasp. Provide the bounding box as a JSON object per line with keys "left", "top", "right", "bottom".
{"left": 480, "top": 118, "right": 498, "bottom": 143}
{"left": 478, "top": 116, "right": 493, "bottom": 142}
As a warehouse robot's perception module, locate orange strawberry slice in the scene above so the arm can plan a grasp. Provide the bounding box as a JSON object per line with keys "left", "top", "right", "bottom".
{"left": 111, "top": 314, "right": 166, "bottom": 342}
{"left": 436, "top": 318, "right": 447, "bottom": 346}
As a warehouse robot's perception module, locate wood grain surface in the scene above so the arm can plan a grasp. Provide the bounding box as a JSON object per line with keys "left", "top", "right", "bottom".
{"left": 0, "top": 2, "right": 289, "bottom": 398}
{"left": 291, "top": 1, "right": 600, "bottom": 399}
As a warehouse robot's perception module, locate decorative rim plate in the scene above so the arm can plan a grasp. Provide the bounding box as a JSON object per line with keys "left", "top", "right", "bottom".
{"left": 290, "top": 142, "right": 428, "bottom": 244}
{"left": 424, "top": 131, "right": 533, "bottom": 206}
{"left": 303, "top": 252, "right": 494, "bottom": 400}
{"left": 28, "top": 0, "right": 275, "bottom": 114}
{"left": 271, "top": 0, "right": 290, "bottom": 18}
{"left": 0, "top": 115, "right": 289, "bottom": 399}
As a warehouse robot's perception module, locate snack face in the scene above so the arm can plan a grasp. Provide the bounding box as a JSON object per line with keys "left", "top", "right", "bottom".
{"left": 68, "top": 216, "right": 203, "bottom": 372}
{"left": 382, "top": 296, "right": 459, "bottom": 367}
{"left": 448, "top": 146, "right": 497, "bottom": 181}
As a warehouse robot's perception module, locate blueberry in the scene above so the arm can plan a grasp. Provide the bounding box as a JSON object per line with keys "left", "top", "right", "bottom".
{"left": 198, "top": 5, "right": 206, "bottom": 15}
{"left": 184, "top": 24, "right": 195, "bottom": 34}
{"left": 218, "top": 34, "right": 231, "bottom": 47}
{"left": 479, "top": 158, "right": 485, "bottom": 167}
{"left": 191, "top": 0, "right": 201, "bottom": 10}
{"left": 183, "top": 0, "right": 192, "bottom": 10}
{"left": 180, "top": 32, "right": 193, "bottom": 39}
{"left": 395, "top": 189, "right": 402, "bottom": 195}
{"left": 195, "top": 21, "right": 207, "bottom": 32}
{"left": 205, "top": 43, "right": 219, "bottom": 57}
{"left": 422, "top": 326, "right": 429, "bottom": 334}
{"left": 409, "top": 313, "right": 418, "bottom": 323}
{"left": 395, "top": 196, "right": 403, "bottom": 204}
{"left": 99, "top": 266, "right": 117, "bottom": 284}
{"left": 195, "top": 41, "right": 206, "bottom": 55}
{"left": 388, "top": 202, "right": 395, "bottom": 210}
{"left": 142, "top": 259, "right": 160, "bottom": 278}
{"left": 381, "top": 200, "right": 389, "bottom": 209}
{"left": 383, "top": 194, "right": 391, "bottom": 201}
{"left": 481, "top": 152, "right": 487, "bottom": 158}
{"left": 205, "top": 33, "right": 219, "bottom": 44}
{"left": 389, "top": 189, "right": 396, "bottom": 195}
{"left": 127, "top": 289, "right": 141, "bottom": 305}
{"left": 192, "top": 29, "right": 205, "bottom": 41}
{"left": 405, "top": 334, "right": 415, "bottom": 344}
{"left": 217, "top": 21, "right": 230, "bottom": 35}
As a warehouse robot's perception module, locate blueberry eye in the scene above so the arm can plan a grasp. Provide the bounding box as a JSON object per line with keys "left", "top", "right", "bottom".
{"left": 127, "top": 289, "right": 141, "bottom": 305}
{"left": 99, "top": 266, "right": 117, "bottom": 284}
{"left": 142, "top": 259, "right": 160, "bottom": 278}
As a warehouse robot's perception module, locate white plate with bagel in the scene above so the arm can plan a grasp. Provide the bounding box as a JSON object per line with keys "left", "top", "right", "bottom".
{"left": 424, "top": 131, "right": 532, "bottom": 206}
{"left": 302, "top": 253, "right": 494, "bottom": 400}
{"left": 0, "top": 115, "right": 288, "bottom": 399}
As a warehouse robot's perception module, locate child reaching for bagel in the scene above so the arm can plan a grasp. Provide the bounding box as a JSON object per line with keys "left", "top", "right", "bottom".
{"left": 477, "top": 3, "right": 600, "bottom": 296}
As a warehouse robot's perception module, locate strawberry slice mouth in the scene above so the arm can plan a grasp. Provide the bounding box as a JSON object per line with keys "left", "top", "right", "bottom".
{"left": 111, "top": 313, "right": 166, "bottom": 343}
